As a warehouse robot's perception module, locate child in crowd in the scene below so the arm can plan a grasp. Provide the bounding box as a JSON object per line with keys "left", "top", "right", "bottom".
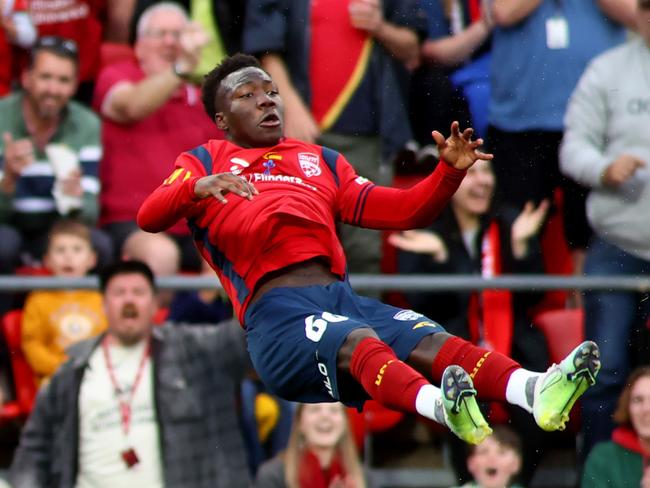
{"left": 453, "top": 425, "right": 524, "bottom": 488}
{"left": 21, "top": 219, "right": 107, "bottom": 384}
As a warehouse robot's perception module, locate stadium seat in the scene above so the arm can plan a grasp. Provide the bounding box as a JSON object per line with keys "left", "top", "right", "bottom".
{"left": 0, "top": 310, "right": 37, "bottom": 422}
{"left": 532, "top": 308, "right": 584, "bottom": 365}
{"left": 347, "top": 400, "right": 404, "bottom": 462}
{"left": 533, "top": 307, "right": 585, "bottom": 433}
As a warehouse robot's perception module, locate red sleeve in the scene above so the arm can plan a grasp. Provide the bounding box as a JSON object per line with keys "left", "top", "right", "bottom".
{"left": 92, "top": 61, "right": 141, "bottom": 113}
{"left": 337, "top": 156, "right": 466, "bottom": 230}
{"left": 137, "top": 150, "right": 209, "bottom": 232}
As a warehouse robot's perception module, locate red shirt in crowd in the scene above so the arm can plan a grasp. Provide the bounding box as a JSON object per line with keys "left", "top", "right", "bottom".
{"left": 138, "top": 138, "right": 466, "bottom": 323}
{"left": 93, "top": 59, "right": 221, "bottom": 235}
{"left": 30, "top": 0, "right": 104, "bottom": 82}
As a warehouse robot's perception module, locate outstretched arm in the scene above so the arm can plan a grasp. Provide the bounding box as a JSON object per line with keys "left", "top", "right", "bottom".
{"left": 337, "top": 122, "right": 492, "bottom": 229}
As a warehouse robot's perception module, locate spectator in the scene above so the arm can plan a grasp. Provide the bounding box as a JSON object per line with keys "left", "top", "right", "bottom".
{"left": 127, "top": 0, "right": 246, "bottom": 79}
{"left": 93, "top": 2, "right": 221, "bottom": 271}
{"left": 412, "top": 0, "right": 492, "bottom": 145}
{"left": 168, "top": 256, "right": 232, "bottom": 324}
{"left": 122, "top": 230, "right": 181, "bottom": 310}
{"left": 255, "top": 402, "right": 365, "bottom": 488}
{"left": 10, "top": 259, "right": 251, "bottom": 488}
{"left": 581, "top": 366, "right": 650, "bottom": 488}
{"left": 21, "top": 218, "right": 107, "bottom": 385}
{"left": 560, "top": 1, "right": 650, "bottom": 455}
{"left": 0, "top": 0, "right": 36, "bottom": 96}
{"left": 389, "top": 158, "right": 550, "bottom": 484}
{"left": 0, "top": 36, "right": 111, "bottom": 277}
{"left": 452, "top": 425, "right": 524, "bottom": 488}
{"left": 484, "top": 0, "right": 633, "bottom": 266}
{"left": 29, "top": 0, "right": 105, "bottom": 103}
{"left": 243, "top": 0, "right": 427, "bottom": 279}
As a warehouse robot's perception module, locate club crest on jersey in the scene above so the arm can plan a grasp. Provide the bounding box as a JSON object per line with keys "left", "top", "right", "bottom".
{"left": 297, "top": 152, "right": 321, "bottom": 177}
{"left": 393, "top": 310, "right": 423, "bottom": 321}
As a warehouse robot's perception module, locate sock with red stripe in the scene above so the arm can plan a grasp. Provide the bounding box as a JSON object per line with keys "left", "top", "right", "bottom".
{"left": 349, "top": 337, "right": 444, "bottom": 423}
{"left": 430, "top": 336, "right": 521, "bottom": 402}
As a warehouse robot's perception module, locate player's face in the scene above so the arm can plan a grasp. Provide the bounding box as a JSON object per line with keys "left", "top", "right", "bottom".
{"left": 629, "top": 375, "right": 650, "bottom": 445}
{"left": 467, "top": 436, "right": 521, "bottom": 488}
{"left": 298, "top": 403, "right": 347, "bottom": 450}
{"left": 216, "top": 67, "right": 284, "bottom": 148}
{"left": 452, "top": 158, "right": 495, "bottom": 217}
{"left": 103, "top": 273, "right": 157, "bottom": 346}
{"left": 44, "top": 234, "right": 97, "bottom": 278}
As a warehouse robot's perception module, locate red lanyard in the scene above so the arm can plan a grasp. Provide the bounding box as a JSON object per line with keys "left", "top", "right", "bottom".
{"left": 101, "top": 338, "right": 151, "bottom": 436}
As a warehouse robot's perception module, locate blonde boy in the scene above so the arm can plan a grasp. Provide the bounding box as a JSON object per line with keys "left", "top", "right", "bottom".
{"left": 21, "top": 219, "right": 107, "bottom": 384}
{"left": 453, "top": 425, "right": 524, "bottom": 488}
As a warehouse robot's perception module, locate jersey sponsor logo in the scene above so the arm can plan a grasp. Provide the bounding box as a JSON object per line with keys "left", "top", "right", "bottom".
{"left": 297, "top": 152, "right": 322, "bottom": 177}
{"left": 246, "top": 173, "right": 318, "bottom": 191}
{"left": 393, "top": 310, "right": 423, "bottom": 321}
{"left": 229, "top": 157, "right": 250, "bottom": 175}
{"left": 355, "top": 176, "right": 369, "bottom": 185}
{"left": 163, "top": 168, "right": 191, "bottom": 185}
{"left": 262, "top": 152, "right": 282, "bottom": 175}
{"left": 412, "top": 321, "right": 437, "bottom": 330}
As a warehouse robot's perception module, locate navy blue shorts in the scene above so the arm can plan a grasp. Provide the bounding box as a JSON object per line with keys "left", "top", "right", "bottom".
{"left": 243, "top": 281, "right": 445, "bottom": 408}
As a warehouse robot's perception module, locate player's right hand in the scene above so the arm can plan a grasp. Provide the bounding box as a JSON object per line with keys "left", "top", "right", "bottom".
{"left": 194, "top": 173, "right": 258, "bottom": 204}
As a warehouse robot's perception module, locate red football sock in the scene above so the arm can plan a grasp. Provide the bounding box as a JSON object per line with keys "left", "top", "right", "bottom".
{"left": 349, "top": 337, "right": 429, "bottom": 414}
{"left": 430, "top": 336, "right": 520, "bottom": 402}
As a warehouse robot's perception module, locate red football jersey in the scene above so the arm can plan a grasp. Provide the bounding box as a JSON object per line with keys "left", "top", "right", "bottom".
{"left": 138, "top": 138, "right": 466, "bottom": 323}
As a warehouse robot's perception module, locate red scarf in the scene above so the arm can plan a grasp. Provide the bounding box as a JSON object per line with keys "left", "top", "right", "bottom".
{"left": 612, "top": 426, "right": 650, "bottom": 467}
{"left": 468, "top": 221, "right": 514, "bottom": 355}
{"left": 309, "top": 0, "right": 372, "bottom": 130}
{"left": 298, "top": 450, "right": 349, "bottom": 488}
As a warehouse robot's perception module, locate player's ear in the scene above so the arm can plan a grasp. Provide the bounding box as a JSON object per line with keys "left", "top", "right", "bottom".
{"left": 215, "top": 112, "right": 228, "bottom": 131}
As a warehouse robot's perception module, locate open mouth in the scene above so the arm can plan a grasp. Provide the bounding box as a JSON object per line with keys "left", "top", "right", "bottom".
{"left": 259, "top": 112, "right": 280, "bottom": 128}
{"left": 121, "top": 303, "right": 139, "bottom": 319}
{"left": 485, "top": 467, "right": 498, "bottom": 478}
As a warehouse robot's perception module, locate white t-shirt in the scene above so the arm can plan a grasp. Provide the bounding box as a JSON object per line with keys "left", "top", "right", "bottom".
{"left": 75, "top": 340, "right": 163, "bottom": 488}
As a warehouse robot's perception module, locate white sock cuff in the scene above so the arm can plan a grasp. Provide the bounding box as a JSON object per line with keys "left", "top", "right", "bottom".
{"left": 415, "top": 384, "right": 442, "bottom": 421}
{"left": 505, "top": 368, "right": 536, "bottom": 413}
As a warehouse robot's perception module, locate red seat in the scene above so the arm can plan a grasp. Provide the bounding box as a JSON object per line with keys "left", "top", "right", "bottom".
{"left": 533, "top": 308, "right": 584, "bottom": 365}
{"left": 533, "top": 307, "right": 585, "bottom": 433}
{"left": 0, "top": 310, "right": 37, "bottom": 422}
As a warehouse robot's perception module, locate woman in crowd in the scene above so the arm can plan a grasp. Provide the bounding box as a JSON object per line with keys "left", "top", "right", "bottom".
{"left": 255, "top": 402, "right": 365, "bottom": 488}
{"left": 582, "top": 366, "right": 650, "bottom": 488}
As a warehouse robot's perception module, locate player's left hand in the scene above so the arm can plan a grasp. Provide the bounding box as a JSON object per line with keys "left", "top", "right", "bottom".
{"left": 432, "top": 121, "right": 492, "bottom": 171}
{"left": 194, "top": 173, "right": 258, "bottom": 204}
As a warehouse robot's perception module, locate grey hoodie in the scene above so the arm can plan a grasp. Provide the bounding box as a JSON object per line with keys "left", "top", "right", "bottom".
{"left": 560, "top": 36, "right": 650, "bottom": 260}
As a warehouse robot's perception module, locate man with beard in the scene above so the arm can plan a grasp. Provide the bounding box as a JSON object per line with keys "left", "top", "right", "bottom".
{"left": 0, "top": 36, "right": 112, "bottom": 278}
{"left": 10, "top": 260, "right": 251, "bottom": 488}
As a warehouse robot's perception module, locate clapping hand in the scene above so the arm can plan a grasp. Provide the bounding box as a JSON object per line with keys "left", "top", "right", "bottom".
{"left": 388, "top": 229, "right": 448, "bottom": 263}
{"left": 511, "top": 199, "right": 550, "bottom": 258}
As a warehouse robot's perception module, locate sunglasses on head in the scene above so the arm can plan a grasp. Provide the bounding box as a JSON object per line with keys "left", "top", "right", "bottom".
{"left": 34, "top": 36, "right": 79, "bottom": 56}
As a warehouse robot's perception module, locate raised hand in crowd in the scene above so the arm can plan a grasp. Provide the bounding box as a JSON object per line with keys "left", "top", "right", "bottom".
{"left": 388, "top": 229, "right": 448, "bottom": 263}
{"left": 348, "top": 0, "right": 384, "bottom": 34}
{"left": 511, "top": 199, "right": 550, "bottom": 258}
{"left": 601, "top": 154, "right": 646, "bottom": 188}
{"left": 1, "top": 132, "right": 34, "bottom": 193}
{"left": 174, "top": 21, "right": 211, "bottom": 75}
{"left": 642, "top": 465, "right": 650, "bottom": 488}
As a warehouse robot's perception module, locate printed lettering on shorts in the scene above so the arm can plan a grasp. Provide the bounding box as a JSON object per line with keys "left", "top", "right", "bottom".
{"left": 393, "top": 310, "right": 423, "bottom": 321}
{"left": 304, "top": 312, "right": 349, "bottom": 342}
{"left": 318, "top": 362, "right": 335, "bottom": 398}
{"left": 470, "top": 351, "right": 492, "bottom": 379}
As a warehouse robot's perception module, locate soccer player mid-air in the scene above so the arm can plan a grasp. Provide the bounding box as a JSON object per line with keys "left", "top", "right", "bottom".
{"left": 138, "top": 53, "right": 600, "bottom": 444}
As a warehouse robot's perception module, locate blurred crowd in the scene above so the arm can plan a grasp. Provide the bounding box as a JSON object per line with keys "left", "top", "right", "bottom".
{"left": 0, "top": 0, "right": 649, "bottom": 487}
